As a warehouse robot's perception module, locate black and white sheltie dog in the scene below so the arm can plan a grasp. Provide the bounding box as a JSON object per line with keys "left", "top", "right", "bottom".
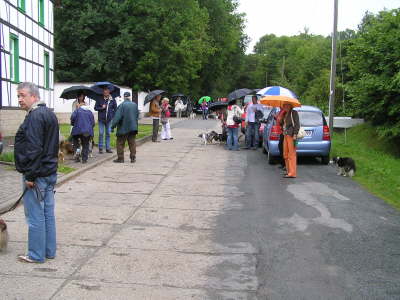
{"left": 198, "top": 131, "right": 219, "bottom": 145}
{"left": 332, "top": 157, "right": 356, "bottom": 177}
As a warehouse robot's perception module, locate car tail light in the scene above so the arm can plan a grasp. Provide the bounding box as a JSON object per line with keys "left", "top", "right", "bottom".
{"left": 323, "top": 126, "right": 330, "bottom": 140}
{"left": 269, "top": 125, "right": 281, "bottom": 141}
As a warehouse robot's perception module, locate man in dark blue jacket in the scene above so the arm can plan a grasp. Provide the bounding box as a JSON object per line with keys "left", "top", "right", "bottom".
{"left": 94, "top": 86, "right": 117, "bottom": 154}
{"left": 14, "top": 82, "right": 59, "bottom": 263}
{"left": 71, "top": 96, "right": 95, "bottom": 163}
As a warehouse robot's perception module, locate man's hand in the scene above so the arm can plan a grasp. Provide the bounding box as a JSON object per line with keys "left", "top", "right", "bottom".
{"left": 293, "top": 134, "right": 297, "bottom": 140}
{"left": 102, "top": 104, "right": 106, "bottom": 109}
{"left": 25, "top": 181, "right": 35, "bottom": 188}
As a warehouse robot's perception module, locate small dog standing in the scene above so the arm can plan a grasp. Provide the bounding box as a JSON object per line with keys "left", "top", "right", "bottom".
{"left": 0, "top": 219, "right": 9, "bottom": 252}
{"left": 198, "top": 131, "right": 219, "bottom": 145}
{"left": 332, "top": 157, "right": 356, "bottom": 177}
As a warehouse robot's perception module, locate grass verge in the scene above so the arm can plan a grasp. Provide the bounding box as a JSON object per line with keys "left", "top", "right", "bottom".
{"left": 0, "top": 152, "right": 75, "bottom": 174}
{"left": 59, "top": 123, "right": 153, "bottom": 148}
{"left": 331, "top": 123, "right": 400, "bottom": 209}
{"left": 0, "top": 151, "right": 14, "bottom": 163}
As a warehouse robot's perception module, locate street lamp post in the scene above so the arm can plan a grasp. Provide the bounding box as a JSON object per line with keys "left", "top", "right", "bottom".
{"left": 328, "top": 0, "right": 338, "bottom": 137}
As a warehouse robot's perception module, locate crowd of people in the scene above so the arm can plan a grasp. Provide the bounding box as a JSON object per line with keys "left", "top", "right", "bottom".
{"left": 11, "top": 82, "right": 299, "bottom": 264}
{"left": 214, "top": 94, "right": 300, "bottom": 178}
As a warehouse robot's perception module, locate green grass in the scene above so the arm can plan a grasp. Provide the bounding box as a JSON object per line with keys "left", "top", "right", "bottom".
{"left": 0, "top": 151, "right": 75, "bottom": 174}
{"left": 331, "top": 123, "right": 400, "bottom": 209}
{"left": 57, "top": 164, "right": 75, "bottom": 174}
{"left": 0, "top": 151, "right": 14, "bottom": 163}
{"left": 59, "top": 123, "right": 153, "bottom": 148}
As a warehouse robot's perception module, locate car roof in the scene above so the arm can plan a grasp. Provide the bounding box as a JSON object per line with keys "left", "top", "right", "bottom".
{"left": 294, "top": 105, "right": 323, "bottom": 113}
{"left": 272, "top": 105, "right": 322, "bottom": 113}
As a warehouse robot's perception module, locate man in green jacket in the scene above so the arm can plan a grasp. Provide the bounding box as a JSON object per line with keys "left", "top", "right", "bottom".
{"left": 111, "top": 92, "right": 139, "bottom": 163}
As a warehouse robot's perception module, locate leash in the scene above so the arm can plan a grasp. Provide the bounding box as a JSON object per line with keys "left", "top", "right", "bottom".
{"left": 0, "top": 188, "right": 27, "bottom": 216}
{"left": 0, "top": 184, "right": 45, "bottom": 216}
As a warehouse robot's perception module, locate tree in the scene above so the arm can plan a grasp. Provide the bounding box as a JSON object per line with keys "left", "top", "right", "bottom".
{"left": 345, "top": 9, "right": 400, "bottom": 139}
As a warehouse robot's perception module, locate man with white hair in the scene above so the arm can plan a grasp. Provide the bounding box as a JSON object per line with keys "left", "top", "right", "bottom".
{"left": 14, "top": 82, "right": 59, "bottom": 263}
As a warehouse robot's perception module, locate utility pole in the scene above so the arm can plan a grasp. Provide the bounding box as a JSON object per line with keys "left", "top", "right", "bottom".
{"left": 281, "top": 56, "right": 286, "bottom": 80}
{"left": 328, "top": 0, "right": 338, "bottom": 137}
{"left": 265, "top": 71, "right": 268, "bottom": 86}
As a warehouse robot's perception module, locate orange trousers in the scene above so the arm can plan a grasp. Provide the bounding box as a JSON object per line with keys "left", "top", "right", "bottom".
{"left": 283, "top": 135, "right": 297, "bottom": 177}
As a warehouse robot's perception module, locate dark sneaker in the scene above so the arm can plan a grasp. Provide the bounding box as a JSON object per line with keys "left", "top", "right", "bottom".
{"left": 106, "top": 149, "right": 113, "bottom": 153}
{"left": 131, "top": 158, "right": 136, "bottom": 163}
{"left": 99, "top": 149, "right": 103, "bottom": 154}
{"left": 113, "top": 159, "right": 124, "bottom": 163}
{"left": 82, "top": 160, "right": 87, "bottom": 164}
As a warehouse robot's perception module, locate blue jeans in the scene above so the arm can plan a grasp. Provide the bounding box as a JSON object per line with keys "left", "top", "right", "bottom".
{"left": 23, "top": 173, "right": 57, "bottom": 262}
{"left": 246, "top": 122, "right": 259, "bottom": 148}
{"left": 98, "top": 121, "right": 111, "bottom": 150}
{"left": 202, "top": 109, "right": 208, "bottom": 120}
{"left": 227, "top": 127, "right": 239, "bottom": 150}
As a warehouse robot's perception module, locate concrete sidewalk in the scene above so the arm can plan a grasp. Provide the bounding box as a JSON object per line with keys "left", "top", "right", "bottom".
{"left": 0, "top": 118, "right": 183, "bottom": 213}
{"left": 0, "top": 119, "right": 257, "bottom": 299}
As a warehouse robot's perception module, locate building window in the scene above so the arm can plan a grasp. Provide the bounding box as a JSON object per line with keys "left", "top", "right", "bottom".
{"left": 39, "top": 0, "right": 45, "bottom": 26}
{"left": 44, "top": 52, "right": 50, "bottom": 89}
{"left": 10, "top": 34, "right": 19, "bottom": 83}
{"left": 18, "top": 0, "right": 25, "bottom": 11}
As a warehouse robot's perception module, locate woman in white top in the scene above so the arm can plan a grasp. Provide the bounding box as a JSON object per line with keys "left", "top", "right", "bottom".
{"left": 174, "top": 97, "right": 185, "bottom": 119}
{"left": 225, "top": 100, "right": 244, "bottom": 150}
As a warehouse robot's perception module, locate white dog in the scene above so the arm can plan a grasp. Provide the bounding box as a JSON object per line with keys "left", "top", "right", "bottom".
{"left": 189, "top": 112, "right": 196, "bottom": 119}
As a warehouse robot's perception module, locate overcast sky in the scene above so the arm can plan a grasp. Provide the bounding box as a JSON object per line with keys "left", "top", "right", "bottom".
{"left": 237, "top": 0, "right": 400, "bottom": 53}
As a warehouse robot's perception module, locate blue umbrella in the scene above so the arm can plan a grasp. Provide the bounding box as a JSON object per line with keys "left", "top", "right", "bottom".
{"left": 256, "top": 86, "right": 298, "bottom": 99}
{"left": 90, "top": 81, "right": 121, "bottom": 98}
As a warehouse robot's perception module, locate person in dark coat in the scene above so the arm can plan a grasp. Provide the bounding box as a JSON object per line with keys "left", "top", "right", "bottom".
{"left": 70, "top": 95, "right": 95, "bottom": 163}
{"left": 14, "top": 82, "right": 59, "bottom": 263}
{"left": 94, "top": 86, "right": 117, "bottom": 154}
{"left": 111, "top": 92, "right": 139, "bottom": 163}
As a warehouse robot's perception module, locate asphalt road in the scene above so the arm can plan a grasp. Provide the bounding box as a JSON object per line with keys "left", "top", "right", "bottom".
{"left": 178, "top": 119, "right": 400, "bottom": 299}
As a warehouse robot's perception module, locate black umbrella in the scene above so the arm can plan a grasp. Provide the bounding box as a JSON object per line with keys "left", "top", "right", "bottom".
{"left": 144, "top": 90, "right": 165, "bottom": 105}
{"left": 208, "top": 101, "right": 228, "bottom": 112}
{"left": 60, "top": 85, "right": 98, "bottom": 100}
{"left": 90, "top": 81, "right": 121, "bottom": 98}
{"left": 172, "top": 93, "right": 185, "bottom": 98}
{"left": 227, "top": 88, "right": 253, "bottom": 104}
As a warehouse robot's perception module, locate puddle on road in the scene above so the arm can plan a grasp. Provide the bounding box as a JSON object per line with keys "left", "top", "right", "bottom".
{"left": 278, "top": 182, "right": 353, "bottom": 234}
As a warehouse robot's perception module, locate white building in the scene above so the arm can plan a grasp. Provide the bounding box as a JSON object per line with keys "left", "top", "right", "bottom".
{"left": 0, "top": 0, "right": 54, "bottom": 137}
{"left": 53, "top": 82, "right": 149, "bottom": 122}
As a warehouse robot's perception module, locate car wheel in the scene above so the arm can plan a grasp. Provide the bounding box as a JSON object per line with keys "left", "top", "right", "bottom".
{"left": 321, "top": 155, "right": 330, "bottom": 165}
{"left": 267, "top": 151, "right": 276, "bottom": 164}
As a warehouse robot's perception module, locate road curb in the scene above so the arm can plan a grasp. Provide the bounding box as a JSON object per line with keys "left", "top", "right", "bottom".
{"left": 56, "top": 135, "right": 153, "bottom": 187}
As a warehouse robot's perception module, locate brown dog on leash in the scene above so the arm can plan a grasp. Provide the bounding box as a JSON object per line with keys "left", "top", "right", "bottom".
{"left": 0, "top": 219, "right": 9, "bottom": 252}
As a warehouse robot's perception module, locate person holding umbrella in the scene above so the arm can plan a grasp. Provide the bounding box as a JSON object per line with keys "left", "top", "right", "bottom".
{"left": 111, "top": 92, "right": 139, "bottom": 163}
{"left": 244, "top": 95, "right": 263, "bottom": 150}
{"left": 94, "top": 86, "right": 117, "bottom": 153}
{"left": 70, "top": 94, "right": 95, "bottom": 163}
{"left": 281, "top": 103, "right": 300, "bottom": 178}
{"left": 150, "top": 95, "right": 162, "bottom": 142}
{"left": 259, "top": 86, "right": 301, "bottom": 178}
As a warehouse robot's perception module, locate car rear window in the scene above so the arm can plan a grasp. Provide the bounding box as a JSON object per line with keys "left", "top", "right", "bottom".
{"left": 298, "top": 111, "right": 324, "bottom": 127}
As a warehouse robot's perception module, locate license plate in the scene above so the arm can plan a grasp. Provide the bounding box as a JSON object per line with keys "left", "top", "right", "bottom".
{"left": 305, "top": 130, "right": 313, "bottom": 137}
